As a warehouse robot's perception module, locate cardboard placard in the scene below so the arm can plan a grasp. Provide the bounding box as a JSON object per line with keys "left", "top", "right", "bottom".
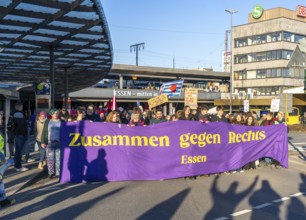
{"left": 148, "top": 94, "right": 168, "bottom": 108}
{"left": 184, "top": 88, "right": 198, "bottom": 109}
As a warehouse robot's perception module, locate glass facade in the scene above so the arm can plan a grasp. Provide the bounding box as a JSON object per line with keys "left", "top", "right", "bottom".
{"left": 235, "top": 31, "right": 305, "bottom": 47}
{"left": 234, "top": 50, "right": 293, "bottom": 64}
{"left": 234, "top": 68, "right": 304, "bottom": 79}
{"left": 235, "top": 87, "right": 292, "bottom": 96}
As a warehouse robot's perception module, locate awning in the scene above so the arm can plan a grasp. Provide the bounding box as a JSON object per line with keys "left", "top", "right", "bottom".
{"left": 0, "top": 0, "right": 113, "bottom": 96}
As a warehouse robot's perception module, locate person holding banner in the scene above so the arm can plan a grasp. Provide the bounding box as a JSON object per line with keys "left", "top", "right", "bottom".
{"left": 75, "top": 107, "right": 85, "bottom": 121}
{"left": 233, "top": 113, "right": 244, "bottom": 125}
{"left": 245, "top": 114, "right": 256, "bottom": 126}
{"left": 198, "top": 105, "right": 210, "bottom": 123}
{"left": 128, "top": 114, "right": 145, "bottom": 127}
{"left": 275, "top": 112, "right": 286, "bottom": 124}
{"left": 41, "top": 109, "right": 62, "bottom": 179}
{"left": 105, "top": 111, "right": 121, "bottom": 124}
{"left": 132, "top": 107, "right": 145, "bottom": 124}
{"left": 179, "top": 106, "right": 196, "bottom": 121}
{"left": 174, "top": 110, "right": 183, "bottom": 121}
{"left": 211, "top": 106, "right": 228, "bottom": 122}
{"left": 260, "top": 112, "right": 275, "bottom": 126}
{"left": 84, "top": 104, "right": 99, "bottom": 122}
{"left": 149, "top": 108, "right": 166, "bottom": 124}
{"left": 244, "top": 115, "right": 258, "bottom": 170}
{"left": 260, "top": 112, "right": 280, "bottom": 168}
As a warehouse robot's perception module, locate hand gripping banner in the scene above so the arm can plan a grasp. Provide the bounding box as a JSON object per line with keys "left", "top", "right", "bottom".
{"left": 60, "top": 121, "right": 288, "bottom": 183}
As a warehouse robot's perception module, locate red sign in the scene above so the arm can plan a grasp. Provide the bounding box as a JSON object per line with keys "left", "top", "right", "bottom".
{"left": 297, "top": 5, "right": 306, "bottom": 18}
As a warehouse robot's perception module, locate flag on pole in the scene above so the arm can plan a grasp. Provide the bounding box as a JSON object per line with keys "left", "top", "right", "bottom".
{"left": 159, "top": 80, "right": 184, "bottom": 97}
{"left": 111, "top": 89, "right": 116, "bottom": 110}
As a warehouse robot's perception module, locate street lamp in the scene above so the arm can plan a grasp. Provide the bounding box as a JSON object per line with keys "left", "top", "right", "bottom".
{"left": 225, "top": 9, "right": 238, "bottom": 114}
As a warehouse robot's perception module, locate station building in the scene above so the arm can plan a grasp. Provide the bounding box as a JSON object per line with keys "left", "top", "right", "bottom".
{"left": 216, "top": 5, "right": 306, "bottom": 119}
{"left": 232, "top": 6, "right": 306, "bottom": 98}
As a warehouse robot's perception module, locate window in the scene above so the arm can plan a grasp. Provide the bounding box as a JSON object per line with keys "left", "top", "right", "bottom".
{"left": 259, "top": 35, "right": 266, "bottom": 44}
{"left": 256, "top": 52, "right": 266, "bottom": 61}
{"left": 234, "top": 50, "right": 292, "bottom": 63}
{"left": 234, "top": 72, "right": 239, "bottom": 80}
{"left": 295, "top": 34, "right": 305, "bottom": 43}
{"left": 266, "top": 69, "right": 271, "bottom": 77}
{"left": 251, "top": 87, "right": 281, "bottom": 96}
{"left": 266, "top": 88, "right": 272, "bottom": 95}
{"left": 283, "top": 68, "right": 289, "bottom": 77}
{"left": 247, "top": 70, "right": 256, "bottom": 79}
{"left": 276, "top": 68, "right": 282, "bottom": 77}
{"left": 247, "top": 37, "right": 253, "bottom": 45}
{"left": 271, "top": 51, "right": 277, "bottom": 60}
{"left": 271, "top": 87, "right": 278, "bottom": 95}
{"left": 248, "top": 53, "right": 255, "bottom": 62}
{"left": 267, "top": 34, "right": 272, "bottom": 43}
{"left": 266, "top": 51, "right": 272, "bottom": 60}
{"left": 235, "top": 55, "right": 247, "bottom": 64}
{"left": 235, "top": 38, "right": 247, "bottom": 47}
{"left": 277, "top": 50, "right": 282, "bottom": 59}
{"left": 239, "top": 70, "right": 246, "bottom": 79}
{"left": 271, "top": 69, "right": 277, "bottom": 77}
{"left": 284, "top": 32, "right": 292, "bottom": 42}
{"left": 283, "top": 50, "right": 292, "bottom": 59}
{"left": 257, "top": 69, "right": 266, "bottom": 78}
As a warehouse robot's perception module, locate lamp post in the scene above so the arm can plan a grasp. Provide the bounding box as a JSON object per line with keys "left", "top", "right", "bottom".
{"left": 225, "top": 9, "right": 238, "bottom": 114}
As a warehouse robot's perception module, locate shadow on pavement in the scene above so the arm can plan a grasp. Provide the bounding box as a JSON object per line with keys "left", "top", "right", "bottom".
{"left": 288, "top": 140, "right": 306, "bottom": 161}
{"left": 204, "top": 175, "right": 258, "bottom": 220}
{"left": 4, "top": 160, "right": 41, "bottom": 186}
{"left": 286, "top": 172, "right": 306, "bottom": 220}
{"left": 249, "top": 180, "right": 281, "bottom": 220}
{"left": 136, "top": 188, "right": 191, "bottom": 220}
{"left": 1, "top": 180, "right": 109, "bottom": 219}
{"left": 40, "top": 187, "right": 124, "bottom": 220}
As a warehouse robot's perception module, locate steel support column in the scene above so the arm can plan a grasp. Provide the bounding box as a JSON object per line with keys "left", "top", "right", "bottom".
{"left": 64, "top": 68, "right": 68, "bottom": 108}
{"left": 49, "top": 47, "right": 55, "bottom": 108}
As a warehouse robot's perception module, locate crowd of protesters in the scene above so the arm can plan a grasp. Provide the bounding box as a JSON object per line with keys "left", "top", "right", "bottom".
{"left": 0, "top": 102, "right": 287, "bottom": 181}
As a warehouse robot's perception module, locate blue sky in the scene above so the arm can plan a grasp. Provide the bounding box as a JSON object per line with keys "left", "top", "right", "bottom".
{"left": 102, "top": 0, "right": 304, "bottom": 71}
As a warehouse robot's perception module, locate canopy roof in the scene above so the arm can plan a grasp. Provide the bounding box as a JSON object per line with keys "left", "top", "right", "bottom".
{"left": 0, "top": 0, "right": 113, "bottom": 95}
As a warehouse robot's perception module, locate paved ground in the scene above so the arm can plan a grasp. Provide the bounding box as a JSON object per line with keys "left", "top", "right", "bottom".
{"left": 0, "top": 133, "right": 305, "bottom": 220}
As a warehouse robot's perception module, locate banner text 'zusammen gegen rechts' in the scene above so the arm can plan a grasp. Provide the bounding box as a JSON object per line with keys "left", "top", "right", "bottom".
{"left": 60, "top": 121, "right": 288, "bottom": 183}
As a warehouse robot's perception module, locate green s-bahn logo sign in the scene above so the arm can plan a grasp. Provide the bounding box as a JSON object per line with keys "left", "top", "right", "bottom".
{"left": 252, "top": 5, "right": 264, "bottom": 19}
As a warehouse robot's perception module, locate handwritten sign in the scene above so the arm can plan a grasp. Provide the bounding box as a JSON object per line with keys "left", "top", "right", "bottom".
{"left": 184, "top": 88, "right": 198, "bottom": 109}
{"left": 148, "top": 93, "right": 168, "bottom": 108}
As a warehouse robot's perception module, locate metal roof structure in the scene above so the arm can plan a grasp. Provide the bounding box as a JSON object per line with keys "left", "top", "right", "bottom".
{"left": 110, "top": 64, "right": 230, "bottom": 81}
{"left": 0, "top": 0, "right": 113, "bottom": 96}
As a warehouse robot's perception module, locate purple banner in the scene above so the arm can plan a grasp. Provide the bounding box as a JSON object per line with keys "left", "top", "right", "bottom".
{"left": 60, "top": 121, "right": 288, "bottom": 183}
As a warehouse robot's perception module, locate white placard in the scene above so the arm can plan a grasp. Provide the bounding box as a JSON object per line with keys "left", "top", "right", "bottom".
{"left": 244, "top": 100, "right": 249, "bottom": 113}
{"left": 270, "top": 99, "right": 280, "bottom": 112}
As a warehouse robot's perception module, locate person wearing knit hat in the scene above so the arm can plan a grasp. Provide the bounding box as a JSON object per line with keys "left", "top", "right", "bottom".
{"left": 39, "top": 111, "right": 47, "bottom": 117}
{"left": 49, "top": 108, "right": 58, "bottom": 115}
